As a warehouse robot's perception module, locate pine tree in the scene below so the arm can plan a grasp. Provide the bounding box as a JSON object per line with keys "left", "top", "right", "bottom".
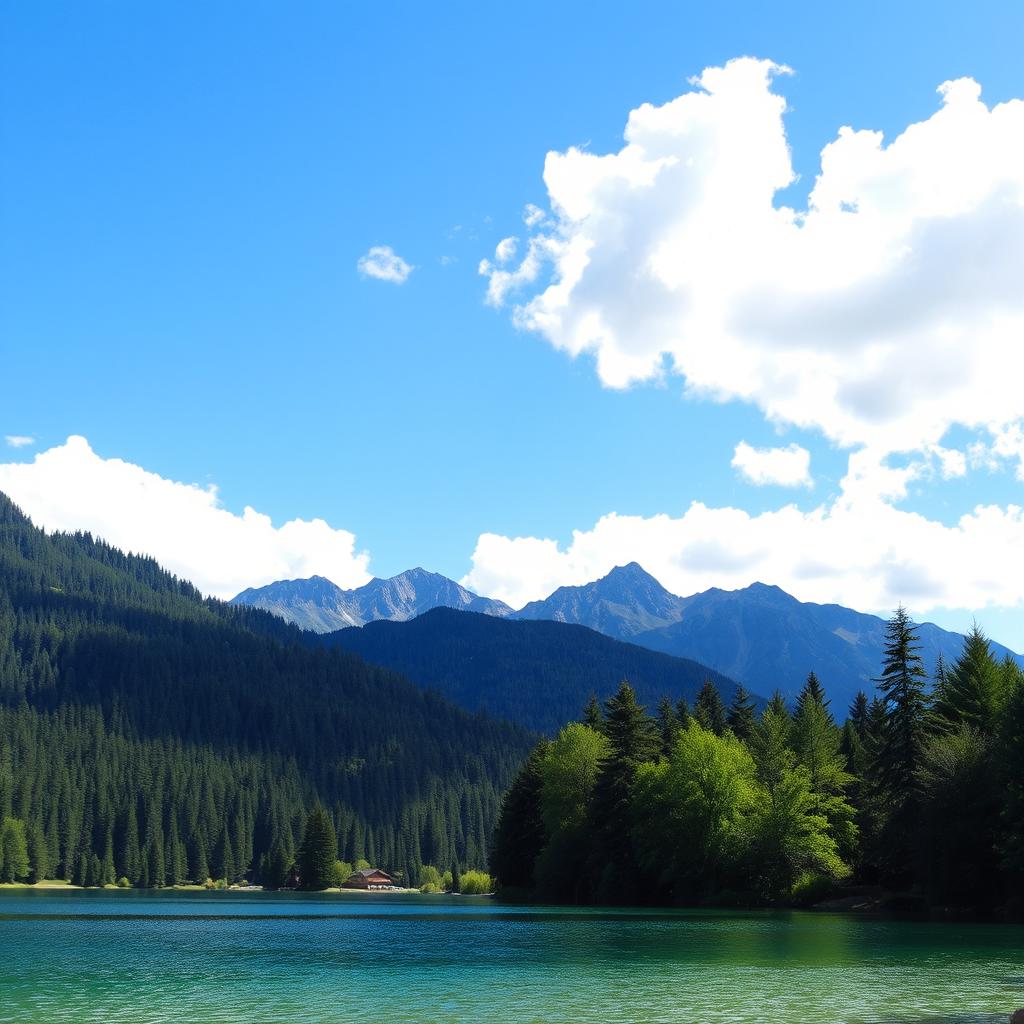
{"left": 796, "top": 672, "right": 828, "bottom": 714}
{"left": 873, "top": 606, "right": 929, "bottom": 882}
{"left": 587, "top": 681, "right": 658, "bottom": 903}
{"left": 0, "top": 818, "right": 29, "bottom": 882}
{"left": 582, "top": 695, "right": 603, "bottom": 731}
{"left": 451, "top": 861, "right": 461, "bottom": 894}
{"left": 298, "top": 807, "right": 337, "bottom": 890}
{"left": 675, "top": 697, "right": 692, "bottom": 730}
{"left": 932, "top": 625, "right": 1003, "bottom": 735}
{"left": 726, "top": 686, "right": 756, "bottom": 743}
{"left": 695, "top": 681, "right": 727, "bottom": 736}
{"left": 848, "top": 692, "right": 869, "bottom": 741}
{"left": 490, "top": 742, "right": 548, "bottom": 891}
{"left": 656, "top": 697, "right": 679, "bottom": 756}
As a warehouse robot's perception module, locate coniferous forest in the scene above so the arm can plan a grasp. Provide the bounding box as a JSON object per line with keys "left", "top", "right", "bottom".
{"left": 491, "top": 610, "right": 1024, "bottom": 915}
{"left": 0, "top": 494, "right": 532, "bottom": 888}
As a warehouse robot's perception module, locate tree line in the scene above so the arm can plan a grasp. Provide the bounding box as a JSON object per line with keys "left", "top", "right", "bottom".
{"left": 491, "top": 607, "right": 1024, "bottom": 912}
{"left": 0, "top": 493, "right": 531, "bottom": 887}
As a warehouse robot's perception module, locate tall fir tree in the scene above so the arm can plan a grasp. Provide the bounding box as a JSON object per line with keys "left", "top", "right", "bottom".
{"left": 587, "top": 681, "right": 658, "bottom": 903}
{"left": 694, "top": 680, "right": 728, "bottom": 736}
{"left": 298, "top": 807, "right": 337, "bottom": 891}
{"left": 932, "top": 625, "right": 1003, "bottom": 735}
{"left": 872, "top": 606, "right": 930, "bottom": 883}
{"left": 582, "top": 695, "right": 603, "bottom": 732}
{"left": 726, "top": 686, "right": 757, "bottom": 743}
{"left": 656, "top": 697, "right": 680, "bottom": 756}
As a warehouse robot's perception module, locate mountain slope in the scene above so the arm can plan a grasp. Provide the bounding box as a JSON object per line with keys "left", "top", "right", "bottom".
{"left": 634, "top": 582, "right": 1024, "bottom": 708}
{"left": 0, "top": 493, "right": 531, "bottom": 884}
{"left": 514, "top": 562, "right": 686, "bottom": 639}
{"left": 232, "top": 568, "right": 512, "bottom": 632}
{"left": 322, "top": 607, "right": 753, "bottom": 735}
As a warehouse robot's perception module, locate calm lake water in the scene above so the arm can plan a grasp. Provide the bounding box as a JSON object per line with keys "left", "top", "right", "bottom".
{"left": 1, "top": 890, "right": 1022, "bottom": 1023}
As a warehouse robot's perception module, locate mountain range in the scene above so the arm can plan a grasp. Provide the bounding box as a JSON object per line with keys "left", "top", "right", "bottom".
{"left": 321, "top": 607, "right": 747, "bottom": 735}
{"left": 231, "top": 567, "right": 512, "bottom": 631}
{"left": 234, "top": 562, "right": 1024, "bottom": 710}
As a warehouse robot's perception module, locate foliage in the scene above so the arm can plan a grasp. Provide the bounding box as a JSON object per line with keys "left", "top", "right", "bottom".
{"left": 458, "top": 869, "right": 492, "bottom": 894}
{"left": 418, "top": 864, "right": 443, "bottom": 893}
{"left": 0, "top": 818, "right": 29, "bottom": 883}
{"left": 493, "top": 607, "right": 1024, "bottom": 913}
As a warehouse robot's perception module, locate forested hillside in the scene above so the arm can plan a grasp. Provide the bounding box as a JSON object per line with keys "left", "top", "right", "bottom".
{"left": 322, "top": 608, "right": 752, "bottom": 734}
{"left": 0, "top": 494, "right": 532, "bottom": 887}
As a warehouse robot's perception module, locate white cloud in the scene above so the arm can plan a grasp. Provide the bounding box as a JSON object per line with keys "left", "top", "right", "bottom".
{"left": 483, "top": 58, "right": 1024, "bottom": 460}
{"left": 494, "top": 236, "right": 519, "bottom": 264}
{"left": 0, "top": 436, "right": 372, "bottom": 600}
{"left": 5, "top": 435, "right": 35, "bottom": 449}
{"left": 732, "top": 441, "right": 812, "bottom": 487}
{"left": 461, "top": 485, "right": 1024, "bottom": 619}
{"left": 523, "top": 203, "right": 547, "bottom": 227}
{"left": 357, "top": 245, "right": 414, "bottom": 283}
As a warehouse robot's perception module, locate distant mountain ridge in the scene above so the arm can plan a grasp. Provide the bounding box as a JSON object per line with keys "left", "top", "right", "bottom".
{"left": 513, "top": 565, "right": 1024, "bottom": 708}
{"left": 233, "top": 562, "right": 1024, "bottom": 712}
{"left": 321, "top": 607, "right": 751, "bottom": 735}
{"left": 231, "top": 567, "right": 512, "bottom": 632}
{"left": 515, "top": 561, "right": 687, "bottom": 638}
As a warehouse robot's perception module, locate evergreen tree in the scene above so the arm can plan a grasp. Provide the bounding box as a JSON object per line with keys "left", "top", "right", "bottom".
{"left": 0, "top": 818, "right": 29, "bottom": 883}
{"left": 451, "top": 861, "right": 461, "bottom": 894}
{"left": 656, "top": 697, "right": 680, "bottom": 756}
{"left": 848, "top": 691, "right": 869, "bottom": 741}
{"left": 932, "top": 625, "right": 1003, "bottom": 735}
{"left": 694, "top": 680, "right": 727, "bottom": 736}
{"left": 675, "top": 697, "right": 692, "bottom": 730}
{"left": 873, "top": 606, "right": 929, "bottom": 882}
{"left": 796, "top": 672, "right": 829, "bottom": 713}
{"left": 582, "top": 695, "right": 603, "bottom": 731}
{"left": 726, "top": 686, "right": 757, "bottom": 743}
{"left": 490, "top": 742, "right": 548, "bottom": 891}
{"left": 298, "top": 807, "right": 337, "bottom": 890}
{"left": 263, "top": 839, "right": 293, "bottom": 890}
{"left": 587, "top": 682, "right": 657, "bottom": 903}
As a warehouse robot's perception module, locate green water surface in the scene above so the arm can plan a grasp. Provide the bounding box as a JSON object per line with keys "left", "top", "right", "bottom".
{"left": 1, "top": 890, "right": 1022, "bottom": 1023}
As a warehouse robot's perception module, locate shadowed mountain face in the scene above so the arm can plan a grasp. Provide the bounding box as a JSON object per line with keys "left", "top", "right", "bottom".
{"left": 231, "top": 568, "right": 512, "bottom": 632}
{"left": 321, "top": 607, "right": 751, "bottom": 735}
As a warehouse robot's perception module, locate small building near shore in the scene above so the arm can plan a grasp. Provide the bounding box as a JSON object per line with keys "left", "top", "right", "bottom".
{"left": 344, "top": 868, "right": 395, "bottom": 889}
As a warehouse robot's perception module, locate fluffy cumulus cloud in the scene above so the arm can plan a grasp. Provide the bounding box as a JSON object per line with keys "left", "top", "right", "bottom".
{"left": 357, "top": 245, "right": 414, "bottom": 283}
{"left": 731, "top": 442, "right": 812, "bottom": 487}
{"left": 0, "top": 437, "right": 372, "bottom": 599}
{"left": 461, "top": 491, "right": 1024, "bottom": 617}
{"left": 483, "top": 58, "right": 1024, "bottom": 458}
{"left": 469, "top": 58, "right": 1024, "bottom": 624}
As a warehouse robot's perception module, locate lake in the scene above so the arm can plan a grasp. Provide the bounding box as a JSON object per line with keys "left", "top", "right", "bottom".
{"left": 1, "top": 890, "right": 1022, "bottom": 1023}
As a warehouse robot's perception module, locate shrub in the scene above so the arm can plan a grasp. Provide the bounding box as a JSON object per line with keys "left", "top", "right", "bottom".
{"left": 459, "top": 870, "right": 493, "bottom": 895}
{"left": 116, "top": 876, "right": 130, "bottom": 888}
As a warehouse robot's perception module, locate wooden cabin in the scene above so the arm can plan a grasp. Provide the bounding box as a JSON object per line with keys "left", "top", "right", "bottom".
{"left": 345, "top": 868, "right": 395, "bottom": 889}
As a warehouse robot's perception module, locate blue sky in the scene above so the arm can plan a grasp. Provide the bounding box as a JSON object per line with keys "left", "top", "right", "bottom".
{"left": 3, "top": 2, "right": 1024, "bottom": 645}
